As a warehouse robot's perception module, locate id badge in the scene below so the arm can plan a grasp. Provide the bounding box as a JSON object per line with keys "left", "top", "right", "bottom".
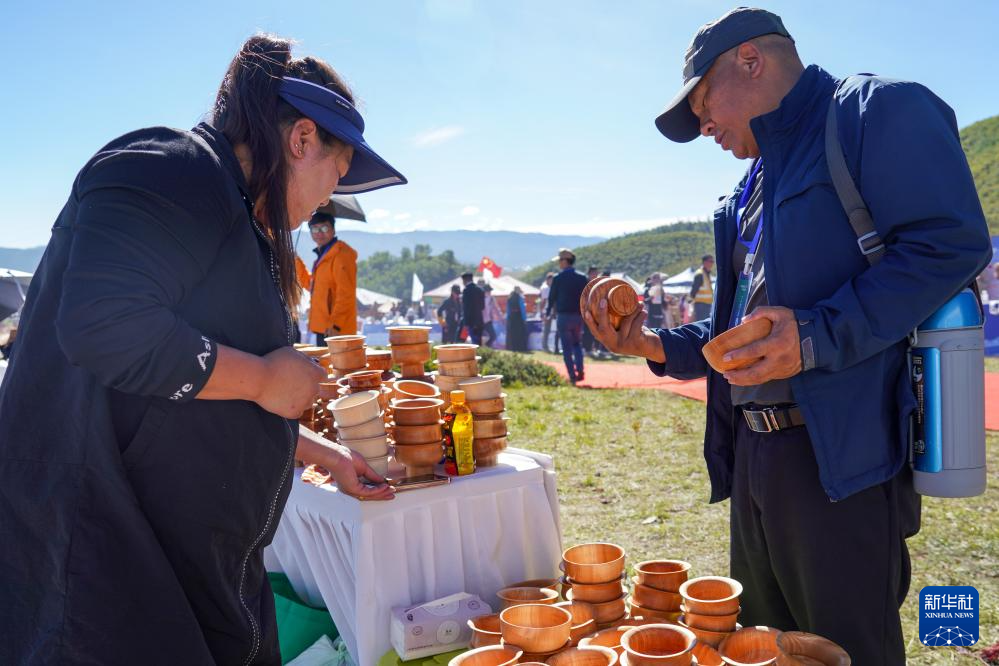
{"left": 728, "top": 269, "right": 753, "bottom": 330}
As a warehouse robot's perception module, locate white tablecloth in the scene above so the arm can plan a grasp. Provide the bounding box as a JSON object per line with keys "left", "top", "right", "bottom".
{"left": 265, "top": 448, "right": 562, "bottom": 666}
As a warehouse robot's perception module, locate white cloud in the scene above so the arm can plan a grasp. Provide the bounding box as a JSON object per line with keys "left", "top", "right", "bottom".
{"left": 368, "top": 208, "right": 391, "bottom": 220}
{"left": 460, "top": 205, "right": 480, "bottom": 216}
{"left": 411, "top": 125, "right": 466, "bottom": 148}
{"left": 393, "top": 212, "right": 412, "bottom": 221}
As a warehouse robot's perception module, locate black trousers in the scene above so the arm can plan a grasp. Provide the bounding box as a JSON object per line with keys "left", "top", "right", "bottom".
{"left": 730, "top": 416, "right": 915, "bottom": 665}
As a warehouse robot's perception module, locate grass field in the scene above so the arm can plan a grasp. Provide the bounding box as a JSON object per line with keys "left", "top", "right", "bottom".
{"left": 503, "top": 382, "right": 999, "bottom": 664}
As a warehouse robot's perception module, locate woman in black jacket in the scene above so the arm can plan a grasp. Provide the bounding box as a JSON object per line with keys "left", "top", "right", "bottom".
{"left": 0, "top": 35, "right": 404, "bottom": 665}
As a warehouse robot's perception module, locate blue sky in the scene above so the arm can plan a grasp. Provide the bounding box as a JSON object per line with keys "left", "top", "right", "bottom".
{"left": 3, "top": 0, "right": 997, "bottom": 247}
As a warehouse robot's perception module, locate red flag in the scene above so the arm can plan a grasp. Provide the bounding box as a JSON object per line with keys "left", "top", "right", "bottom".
{"left": 477, "top": 256, "right": 502, "bottom": 278}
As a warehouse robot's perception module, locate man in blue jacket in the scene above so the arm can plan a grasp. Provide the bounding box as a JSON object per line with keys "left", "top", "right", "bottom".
{"left": 587, "top": 7, "right": 990, "bottom": 664}
{"left": 547, "top": 248, "right": 590, "bottom": 384}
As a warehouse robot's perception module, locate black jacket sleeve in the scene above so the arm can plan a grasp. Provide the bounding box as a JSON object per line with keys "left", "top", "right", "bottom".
{"left": 55, "top": 140, "right": 235, "bottom": 402}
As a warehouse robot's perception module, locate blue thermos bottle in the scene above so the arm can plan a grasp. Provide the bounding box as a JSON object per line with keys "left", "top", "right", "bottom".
{"left": 909, "top": 289, "right": 987, "bottom": 497}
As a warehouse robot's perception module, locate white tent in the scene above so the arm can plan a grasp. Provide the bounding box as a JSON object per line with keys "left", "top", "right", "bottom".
{"left": 356, "top": 287, "right": 400, "bottom": 314}
{"left": 425, "top": 274, "right": 541, "bottom": 300}
{"left": 662, "top": 267, "right": 695, "bottom": 295}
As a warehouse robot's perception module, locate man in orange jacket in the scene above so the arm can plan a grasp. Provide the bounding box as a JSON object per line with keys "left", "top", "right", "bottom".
{"left": 296, "top": 210, "right": 358, "bottom": 343}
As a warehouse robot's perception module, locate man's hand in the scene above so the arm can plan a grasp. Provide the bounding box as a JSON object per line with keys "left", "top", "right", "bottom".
{"left": 723, "top": 306, "right": 802, "bottom": 386}
{"left": 584, "top": 298, "right": 665, "bottom": 364}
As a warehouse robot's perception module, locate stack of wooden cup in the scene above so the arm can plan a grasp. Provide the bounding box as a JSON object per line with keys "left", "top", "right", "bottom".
{"left": 388, "top": 327, "right": 432, "bottom": 379}
{"left": 677, "top": 576, "right": 744, "bottom": 648}
{"left": 325, "top": 334, "right": 367, "bottom": 379}
{"left": 336, "top": 369, "right": 393, "bottom": 425}
{"left": 628, "top": 560, "right": 690, "bottom": 623}
{"left": 561, "top": 543, "right": 627, "bottom": 629}
{"left": 330, "top": 389, "right": 389, "bottom": 476}
{"left": 459, "top": 374, "right": 508, "bottom": 467}
{"left": 432, "top": 344, "right": 481, "bottom": 407}
{"left": 364, "top": 349, "right": 398, "bottom": 424}
{"left": 390, "top": 384, "right": 444, "bottom": 476}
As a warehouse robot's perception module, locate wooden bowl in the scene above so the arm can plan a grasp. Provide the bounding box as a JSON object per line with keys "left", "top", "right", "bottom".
{"left": 298, "top": 345, "right": 329, "bottom": 358}
{"left": 497, "top": 586, "right": 559, "bottom": 610}
{"left": 459, "top": 375, "right": 503, "bottom": 400}
{"left": 393, "top": 441, "right": 444, "bottom": 468}
{"left": 318, "top": 381, "right": 341, "bottom": 400}
{"left": 631, "top": 581, "right": 682, "bottom": 612}
{"left": 582, "top": 278, "right": 639, "bottom": 330}
{"left": 473, "top": 417, "right": 509, "bottom": 439}
{"left": 510, "top": 578, "right": 560, "bottom": 592}
{"left": 391, "top": 398, "right": 444, "bottom": 425}
{"left": 677, "top": 618, "right": 740, "bottom": 650}
{"left": 775, "top": 631, "right": 850, "bottom": 666}
{"left": 547, "top": 645, "right": 619, "bottom": 666}
{"left": 399, "top": 363, "right": 428, "bottom": 379}
{"left": 365, "top": 348, "right": 395, "bottom": 370}
{"left": 579, "top": 277, "right": 599, "bottom": 318}
{"left": 570, "top": 593, "right": 627, "bottom": 625}
{"left": 701, "top": 319, "right": 773, "bottom": 373}
{"left": 691, "top": 641, "right": 724, "bottom": 666}
{"left": 340, "top": 433, "right": 388, "bottom": 458}
{"left": 555, "top": 600, "right": 597, "bottom": 646}
{"left": 718, "top": 627, "right": 781, "bottom": 666}
{"left": 438, "top": 358, "right": 480, "bottom": 377}
{"left": 390, "top": 342, "right": 432, "bottom": 365}
{"left": 387, "top": 326, "right": 432, "bottom": 345}
{"left": 436, "top": 343, "right": 479, "bottom": 362}
{"left": 681, "top": 605, "right": 739, "bottom": 633}
{"left": 392, "top": 420, "right": 444, "bottom": 444}
{"left": 626, "top": 598, "right": 681, "bottom": 623}
{"left": 467, "top": 395, "right": 507, "bottom": 414}
{"left": 345, "top": 369, "right": 382, "bottom": 390}
{"left": 433, "top": 373, "right": 467, "bottom": 391}
{"left": 474, "top": 411, "right": 508, "bottom": 421}
{"left": 620, "top": 624, "right": 696, "bottom": 666}
{"left": 468, "top": 614, "right": 503, "bottom": 649}
{"left": 579, "top": 625, "right": 631, "bottom": 656}
{"left": 330, "top": 347, "right": 367, "bottom": 371}
{"left": 566, "top": 577, "right": 626, "bottom": 604}
{"left": 394, "top": 379, "right": 441, "bottom": 401}
{"left": 634, "top": 561, "right": 691, "bottom": 593}
{"left": 563, "top": 543, "right": 626, "bottom": 584}
{"left": 331, "top": 390, "right": 381, "bottom": 427}
{"left": 678, "top": 577, "right": 742, "bottom": 616}
{"left": 499, "top": 604, "right": 573, "bottom": 654}
{"left": 325, "top": 334, "right": 365, "bottom": 353}
{"left": 449, "top": 645, "right": 523, "bottom": 666}
{"left": 473, "top": 436, "right": 507, "bottom": 466}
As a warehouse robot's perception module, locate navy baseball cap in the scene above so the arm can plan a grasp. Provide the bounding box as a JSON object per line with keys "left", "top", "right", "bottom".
{"left": 278, "top": 77, "right": 407, "bottom": 194}
{"left": 655, "top": 7, "right": 793, "bottom": 143}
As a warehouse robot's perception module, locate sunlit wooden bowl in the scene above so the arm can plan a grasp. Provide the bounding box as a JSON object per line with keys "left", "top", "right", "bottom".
{"left": 400, "top": 363, "right": 429, "bottom": 379}
{"left": 620, "top": 624, "right": 696, "bottom": 666}
{"left": 718, "top": 626, "right": 781, "bottom": 666}
{"left": 365, "top": 348, "right": 394, "bottom": 371}
{"left": 458, "top": 375, "right": 504, "bottom": 400}
{"left": 555, "top": 600, "right": 597, "bottom": 646}
{"left": 547, "top": 645, "right": 619, "bottom": 666}
{"left": 330, "top": 390, "right": 381, "bottom": 427}
{"left": 562, "top": 543, "right": 626, "bottom": 584}
{"left": 330, "top": 347, "right": 367, "bottom": 371}
{"left": 569, "top": 593, "right": 627, "bottom": 626}
{"left": 473, "top": 436, "right": 507, "bottom": 467}
{"left": 390, "top": 342, "right": 432, "bottom": 364}
{"left": 509, "top": 578, "right": 560, "bottom": 592}
{"left": 391, "top": 398, "right": 444, "bottom": 425}
{"left": 496, "top": 586, "right": 559, "bottom": 610}
{"left": 579, "top": 626, "right": 632, "bottom": 657}
{"left": 677, "top": 617, "right": 740, "bottom": 649}
{"left": 499, "top": 604, "right": 573, "bottom": 654}
{"left": 775, "top": 631, "right": 850, "bottom": 666}
{"left": 583, "top": 278, "right": 639, "bottom": 330}
{"left": 438, "top": 358, "right": 480, "bottom": 377}
{"left": 681, "top": 605, "right": 739, "bottom": 633}
{"left": 473, "top": 417, "right": 509, "bottom": 439}
{"left": 318, "top": 381, "right": 341, "bottom": 400}
{"left": 391, "top": 421, "right": 444, "bottom": 444}
{"left": 387, "top": 326, "right": 432, "bottom": 345}
{"left": 435, "top": 343, "right": 479, "bottom": 362}
{"left": 468, "top": 614, "right": 503, "bottom": 649}
{"left": 691, "top": 641, "right": 724, "bottom": 666}
{"left": 474, "top": 411, "right": 508, "bottom": 421}
{"left": 392, "top": 441, "right": 444, "bottom": 468}
{"left": 626, "top": 598, "right": 682, "bottom": 624}
{"left": 631, "top": 581, "right": 682, "bottom": 612}
{"left": 467, "top": 394, "right": 507, "bottom": 415}
{"left": 298, "top": 345, "right": 329, "bottom": 358}
{"left": 566, "top": 577, "right": 626, "bottom": 604}
{"left": 678, "top": 577, "right": 743, "bottom": 616}
{"left": 394, "top": 379, "right": 441, "bottom": 401}
{"left": 448, "top": 644, "right": 522, "bottom": 666}
{"left": 340, "top": 433, "right": 389, "bottom": 459}
{"left": 325, "top": 334, "right": 365, "bottom": 353}
{"left": 701, "top": 318, "right": 773, "bottom": 373}
{"left": 634, "top": 561, "right": 691, "bottom": 593}
{"left": 432, "top": 372, "right": 467, "bottom": 392}
{"left": 345, "top": 369, "right": 382, "bottom": 391}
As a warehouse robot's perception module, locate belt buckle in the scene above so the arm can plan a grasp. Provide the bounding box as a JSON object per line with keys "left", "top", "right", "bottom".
{"left": 744, "top": 407, "right": 779, "bottom": 433}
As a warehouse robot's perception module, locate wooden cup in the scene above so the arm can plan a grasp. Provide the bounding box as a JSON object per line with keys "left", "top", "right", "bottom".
{"left": 496, "top": 586, "right": 559, "bottom": 610}
{"left": 499, "top": 604, "right": 572, "bottom": 654}
{"left": 718, "top": 627, "right": 781, "bottom": 666}
{"left": 620, "top": 624, "right": 696, "bottom": 666}
{"left": 678, "top": 577, "right": 743, "bottom": 616}
{"left": 701, "top": 319, "right": 773, "bottom": 373}
{"left": 562, "top": 543, "right": 626, "bottom": 584}
{"left": 634, "top": 561, "right": 691, "bottom": 593}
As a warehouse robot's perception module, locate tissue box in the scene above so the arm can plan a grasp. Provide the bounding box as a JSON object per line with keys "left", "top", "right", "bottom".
{"left": 390, "top": 592, "right": 492, "bottom": 661}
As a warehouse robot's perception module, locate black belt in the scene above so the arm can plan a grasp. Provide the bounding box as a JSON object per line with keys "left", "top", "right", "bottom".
{"left": 741, "top": 404, "right": 805, "bottom": 433}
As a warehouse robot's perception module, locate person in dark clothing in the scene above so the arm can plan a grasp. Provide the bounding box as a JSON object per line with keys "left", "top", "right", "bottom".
{"left": 437, "top": 284, "right": 462, "bottom": 343}
{"left": 505, "top": 286, "right": 528, "bottom": 352}
{"left": 0, "top": 35, "right": 404, "bottom": 666}
{"left": 546, "top": 248, "right": 589, "bottom": 383}
{"left": 461, "top": 272, "right": 485, "bottom": 344}
{"left": 587, "top": 8, "right": 990, "bottom": 664}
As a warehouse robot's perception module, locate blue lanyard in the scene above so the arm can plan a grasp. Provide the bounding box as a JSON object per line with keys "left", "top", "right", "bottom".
{"left": 735, "top": 159, "right": 764, "bottom": 274}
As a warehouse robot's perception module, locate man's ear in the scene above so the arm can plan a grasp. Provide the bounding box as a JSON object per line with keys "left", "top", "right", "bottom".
{"left": 736, "top": 41, "right": 764, "bottom": 79}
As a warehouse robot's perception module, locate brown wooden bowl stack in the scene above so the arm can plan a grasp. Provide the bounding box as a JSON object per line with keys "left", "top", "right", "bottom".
{"left": 678, "top": 577, "right": 743, "bottom": 617}
{"left": 392, "top": 440, "right": 443, "bottom": 476}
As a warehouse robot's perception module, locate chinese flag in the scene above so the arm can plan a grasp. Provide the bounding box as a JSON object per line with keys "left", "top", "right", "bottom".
{"left": 478, "top": 256, "right": 502, "bottom": 278}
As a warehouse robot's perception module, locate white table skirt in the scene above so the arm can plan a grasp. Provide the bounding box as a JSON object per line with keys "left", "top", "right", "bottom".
{"left": 265, "top": 448, "right": 562, "bottom": 666}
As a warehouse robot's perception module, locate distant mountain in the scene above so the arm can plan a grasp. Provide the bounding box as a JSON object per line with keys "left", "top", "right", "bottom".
{"left": 0, "top": 247, "right": 46, "bottom": 273}
{"left": 295, "top": 230, "right": 605, "bottom": 271}
{"left": 961, "top": 114, "right": 998, "bottom": 233}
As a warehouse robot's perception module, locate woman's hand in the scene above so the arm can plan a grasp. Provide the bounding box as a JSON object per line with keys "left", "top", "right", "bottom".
{"left": 297, "top": 428, "right": 395, "bottom": 501}
{"left": 253, "top": 347, "right": 326, "bottom": 418}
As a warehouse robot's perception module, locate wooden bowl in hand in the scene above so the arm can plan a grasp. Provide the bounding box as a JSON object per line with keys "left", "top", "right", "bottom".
{"left": 701, "top": 318, "right": 772, "bottom": 373}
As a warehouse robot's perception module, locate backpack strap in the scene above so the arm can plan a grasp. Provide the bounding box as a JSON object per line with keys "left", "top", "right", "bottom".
{"left": 825, "top": 86, "right": 886, "bottom": 266}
